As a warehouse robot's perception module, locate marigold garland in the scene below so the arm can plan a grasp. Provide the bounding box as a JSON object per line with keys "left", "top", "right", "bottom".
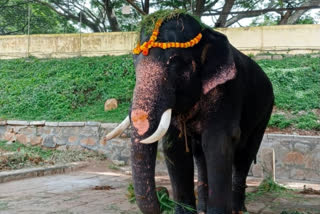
{"left": 133, "top": 19, "right": 202, "bottom": 56}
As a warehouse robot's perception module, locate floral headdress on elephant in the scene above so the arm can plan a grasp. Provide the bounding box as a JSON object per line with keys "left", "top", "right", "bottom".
{"left": 133, "top": 10, "right": 207, "bottom": 56}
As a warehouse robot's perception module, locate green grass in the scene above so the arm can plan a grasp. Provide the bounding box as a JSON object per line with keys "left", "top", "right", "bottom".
{"left": 0, "top": 54, "right": 319, "bottom": 130}
{"left": 257, "top": 55, "right": 320, "bottom": 130}
{"left": 127, "top": 183, "right": 196, "bottom": 214}
{"left": 0, "top": 55, "right": 135, "bottom": 122}
{"left": 246, "top": 177, "right": 295, "bottom": 202}
{"left": 0, "top": 140, "right": 106, "bottom": 170}
{"left": 257, "top": 56, "right": 320, "bottom": 111}
{"left": 269, "top": 112, "right": 320, "bottom": 130}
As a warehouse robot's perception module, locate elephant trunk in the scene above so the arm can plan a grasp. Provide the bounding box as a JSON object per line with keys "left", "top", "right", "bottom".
{"left": 131, "top": 139, "right": 160, "bottom": 214}
{"left": 130, "top": 56, "right": 175, "bottom": 213}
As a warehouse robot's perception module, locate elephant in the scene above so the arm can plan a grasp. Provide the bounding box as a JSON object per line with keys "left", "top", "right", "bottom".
{"left": 106, "top": 12, "right": 274, "bottom": 214}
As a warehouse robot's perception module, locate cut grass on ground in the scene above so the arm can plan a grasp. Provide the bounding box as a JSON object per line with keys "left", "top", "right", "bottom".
{"left": 0, "top": 54, "right": 319, "bottom": 130}
{"left": 246, "top": 178, "right": 315, "bottom": 214}
{"left": 0, "top": 140, "right": 106, "bottom": 171}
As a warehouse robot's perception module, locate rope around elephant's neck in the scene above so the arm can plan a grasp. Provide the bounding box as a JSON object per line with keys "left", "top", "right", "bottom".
{"left": 133, "top": 19, "right": 202, "bottom": 56}
{"left": 183, "top": 121, "right": 190, "bottom": 153}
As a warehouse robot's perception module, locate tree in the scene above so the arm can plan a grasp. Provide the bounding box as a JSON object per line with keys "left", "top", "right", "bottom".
{"left": 128, "top": 0, "right": 320, "bottom": 27}
{"left": 33, "top": 0, "right": 142, "bottom": 32}
{"left": 277, "top": 0, "right": 320, "bottom": 25}
{"left": 0, "top": 0, "right": 76, "bottom": 35}
{"left": 6, "top": 0, "right": 318, "bottom": 35}
{"left": 202, "top": 0, "right": 320, "bottom": 27}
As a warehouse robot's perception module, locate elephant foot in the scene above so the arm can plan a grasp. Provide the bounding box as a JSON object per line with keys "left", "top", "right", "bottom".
{"left": 232, "top": 188, "right": 247, "bottom": 213}
{"left": 232, "top": 200, "right": 247, "bottom": 213}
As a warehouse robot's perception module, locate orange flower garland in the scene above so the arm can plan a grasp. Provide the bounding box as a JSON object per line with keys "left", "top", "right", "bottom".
{"left": 133, "top": 19, "right": 202, "bottom": 56}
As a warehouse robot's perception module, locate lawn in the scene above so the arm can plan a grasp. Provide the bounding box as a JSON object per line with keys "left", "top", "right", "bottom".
{"left": 0, "top": 55, "right": 135, "bottom": 122}
{"left": 259, "top": 56, "right": 320, "bottom": 130}
{"left": 0, "top": 54, "right": 319, "bottom": 130}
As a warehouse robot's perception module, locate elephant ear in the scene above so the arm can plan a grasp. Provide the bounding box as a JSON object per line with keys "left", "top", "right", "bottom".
{"left": 200, "top": 28, "right": 237, "bottom": 95}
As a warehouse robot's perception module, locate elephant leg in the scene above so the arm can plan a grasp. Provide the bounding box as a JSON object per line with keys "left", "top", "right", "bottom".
{"left": 163, "top": 127, "right": 196, "bottom": 214}
{"left": 232, "top": 117, "right": 271, "bottom": 212}
{"left": 202, "top": 129, "right": 235, "bottom": 214}
{"left": 232, "top": 154, "right": 252, "bottom": 212}
{"left": 194, "top": 143, "right": 208, "bottom": 213}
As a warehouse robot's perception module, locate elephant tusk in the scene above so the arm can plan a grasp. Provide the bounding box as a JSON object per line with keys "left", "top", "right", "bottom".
{"left": 105, "top": 116, "right": 130, "bottom": 141}
{"left": 140, "top": 109, "right": 172, "bottom": 144}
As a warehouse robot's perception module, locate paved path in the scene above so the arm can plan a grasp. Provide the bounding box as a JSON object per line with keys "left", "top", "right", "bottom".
{"left": 0, "top": 161, "right": 319, "bottom": 214}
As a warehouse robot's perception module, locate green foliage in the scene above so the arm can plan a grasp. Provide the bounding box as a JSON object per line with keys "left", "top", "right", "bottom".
{"left": 137, "top": 9, "right": 206, "bottom": 38}
{"left": 0, "top": 55, "right": 135, "bottom": 122}
{"left": 250, "top": 14, "right": 279, "bottom": 26}
{"left": 126, "top": 183, "right": 196, "bottom": 213}
{"left": 258, "top": 56, "right": 320, "bottom": 111}
{"left": 246, "top": 177, "right": 292, "bottom": 201}
{"left": 258, "top": 177, "right": 288, "bottom": 193}
{"left": 127, "top": 183, "right": 136, "bottom": 203}
{"left": 0, "top": 140, "right": 53, "bottom": 159}
{"left": 296, "top": 15, "right": 315, "bottom": 24}
{"left": 294, "top": 112, "right": 320, "bottom": 130}
{"left": 137, "top": 9, "right": 187, "bottom": 36}
{"left": 0, "top": 54, "right": 319, "bottom": 130}
{"left": 0, "top": 0, "right": 76, "bottom": 35}
{"left": 269, "top": 114, "right": 292, "bottom": 129}
{"left": 264, "top": 55, "right": 320, "bottom": 130}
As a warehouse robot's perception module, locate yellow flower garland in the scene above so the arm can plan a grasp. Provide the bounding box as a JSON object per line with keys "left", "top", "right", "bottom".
{"left": 133, "top": 19, "right": 202, "bottom": 56}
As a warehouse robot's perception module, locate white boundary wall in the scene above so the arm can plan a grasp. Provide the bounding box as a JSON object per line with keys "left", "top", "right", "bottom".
{"left": 0, "top": 25, "right": 319, "bottom": 59}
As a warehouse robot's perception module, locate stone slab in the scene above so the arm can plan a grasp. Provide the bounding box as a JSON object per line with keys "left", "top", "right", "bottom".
{"left": 311, "top": 54, "right": 320, "bottom": 58}
{"left": 6, "top": 120, "right": 29, "bottom": 126}
{"left": 45, "top": 121, "right": 59, "bottom": 126}
{"left": 30, "top": 120, "right": 46, "bottom": 126}
{"left": 254, "top": 55, "right": 272, "bottom": 60}
{"left": 86, "top": 121, "right": 101, "bottom": 126}
{"left": 100, "top": 123, "right": 118, "bottom": 129}
{"left": 42, "top": 135, "right": 57, "bottom": 148}
{"left": 272, "top": 55, "right": 283, "bottom": 60}
{"left": 58, "top": 122, "right": 85, "bottom": 127}
{"left": 0, "top": 162, "right": 88, "bottom": 183}
{"left": 0, "top": 120, "right": 7, "bottom": 125}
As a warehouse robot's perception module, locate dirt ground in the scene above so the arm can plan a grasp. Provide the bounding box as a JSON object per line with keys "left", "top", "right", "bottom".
{"left": 0, "top": 160, "right": 319, "bottom": 214}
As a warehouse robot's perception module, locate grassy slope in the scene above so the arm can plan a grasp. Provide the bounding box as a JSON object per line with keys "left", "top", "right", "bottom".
{"left": 0, "top": 55, "right": 135, "bottom": 122}
{"left": 259, "top": 56, "right": 320, "bottom": 130}
{"left": 0, "top": 55, "right": 319, "bottom": 130}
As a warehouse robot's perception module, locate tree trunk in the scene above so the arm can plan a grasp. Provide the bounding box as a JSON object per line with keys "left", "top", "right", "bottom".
{"left": 104, "top": 0, "right": 121, "bottom": 32}
{"left": 279, "top": 0, "right": 320, "bottom": 25}
{"left": 194, "top": 0, "right": 206, "bottom": 18}
{"left": 279, "top": 11, "right": 293, "bottom": 25}
{"left": 215, "top": 0, "right": 235, "bottom": 27}
{"left": 143, "top": 0, "right": 149, "bottom": 14}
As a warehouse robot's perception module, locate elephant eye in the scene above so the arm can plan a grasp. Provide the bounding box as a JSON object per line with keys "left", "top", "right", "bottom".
{"left": 166, "top": 55, "right": 181, "bottom": 65}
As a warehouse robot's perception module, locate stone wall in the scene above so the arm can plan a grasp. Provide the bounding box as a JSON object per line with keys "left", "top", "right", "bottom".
{"left": 0, "top": 120, "right": 319, "bottom": 181}
{"left": 0, "top": 24, "right": 319, "bottom": 59}
{"left": 0, "top": 120, "right": 131, "bottom": 163}
{"left": 251, "top": 134, "right": 320, "bottom": 182}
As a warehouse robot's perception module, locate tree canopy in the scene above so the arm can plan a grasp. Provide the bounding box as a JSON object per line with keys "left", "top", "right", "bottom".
{"left": 0, "top": 0, "right": 76, "bottom": 35}
{"left": 0, "top": 0, "right": 319, "bottom": 35}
